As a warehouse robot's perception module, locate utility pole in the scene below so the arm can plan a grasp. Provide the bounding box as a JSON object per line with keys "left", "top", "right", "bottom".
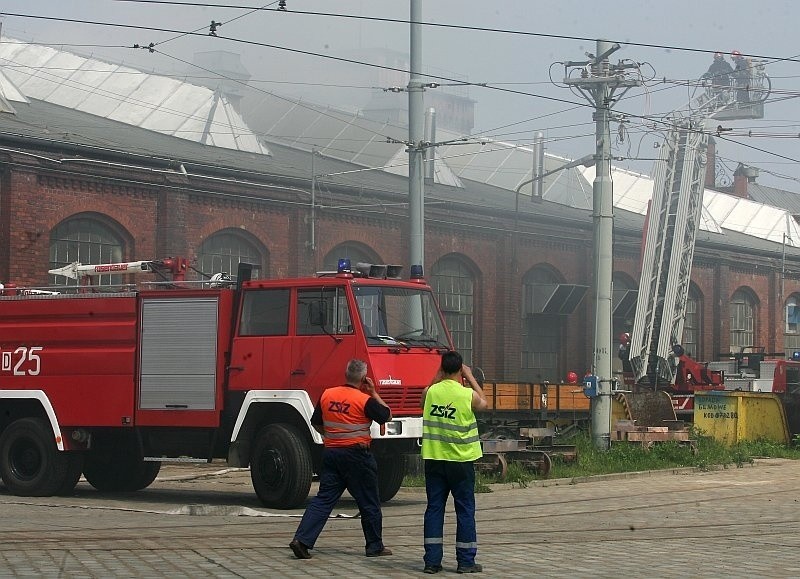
{"left": 408, "top": 0, "right": 425, "bottom": 270}
{"left": 563, "top": 40, "right": 641, "bottom": 450}
{"left": 308, "top": 149, "right": 317, "bottom": 273}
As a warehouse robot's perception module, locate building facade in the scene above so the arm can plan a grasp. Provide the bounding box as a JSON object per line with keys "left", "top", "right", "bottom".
{"left": 2, "top": 98, "right": 800, "bottom": 384}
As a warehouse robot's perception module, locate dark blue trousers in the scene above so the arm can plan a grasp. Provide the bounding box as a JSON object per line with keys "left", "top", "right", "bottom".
{"left": 423, "top": 459, "right": 477, "bottom": 567}
{"left": 294, "top": 446, "right": 384, "bottom": 554}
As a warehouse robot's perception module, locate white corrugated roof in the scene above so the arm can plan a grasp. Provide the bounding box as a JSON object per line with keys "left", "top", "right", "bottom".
{"left": 0, "top": 37, "right": 269, "bottom": 155}
{"left": 581, "top": 164, "right": 800, "bottom": 245}
{"left": 0, "top": 68, "right": 28, "bottom": 106}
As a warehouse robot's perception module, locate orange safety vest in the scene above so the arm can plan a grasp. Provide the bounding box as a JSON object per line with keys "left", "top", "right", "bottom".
{"left": 320, "top": 385, "right": 373, "bottom": 448}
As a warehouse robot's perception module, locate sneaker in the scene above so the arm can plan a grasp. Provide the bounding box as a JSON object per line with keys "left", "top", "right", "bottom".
{"left": 365, "top": 547, "right": 393, "bottom": 557}
{"left": 289, "top": 539, "right": 312, "bottom": 559}
{"left": 457, "top": 563, "right": 483, "bottom": 574}
{"left": 423, "top": 564, "right": 443, "bottom": 574}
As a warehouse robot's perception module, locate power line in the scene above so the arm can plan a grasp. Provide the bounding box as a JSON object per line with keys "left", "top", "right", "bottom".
{"left": 0, "top": 58, "right": 384, "bottom": 89}
{"left": 102, "top": 1, "right": 800, "bottom": 64}
{"left": 6, "top": 10, "right": 799, "bottom": 139}
{"left": 3, "top": 12, "right": 799, "bottom": 175}
{"left": 151, "top": 1, "right": 279, "bottom": 48}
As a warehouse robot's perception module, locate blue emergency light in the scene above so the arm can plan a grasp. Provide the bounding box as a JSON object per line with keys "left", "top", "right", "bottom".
{"left": 337, "top": 258, "right": 351, "bottom": 273}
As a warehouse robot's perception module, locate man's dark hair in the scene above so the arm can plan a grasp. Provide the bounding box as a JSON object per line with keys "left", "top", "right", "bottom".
{"left": 441, "top": 350, "right": 463, "bottom": 375}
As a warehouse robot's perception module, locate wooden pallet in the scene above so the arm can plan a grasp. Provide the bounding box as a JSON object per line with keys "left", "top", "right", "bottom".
{"left": 612, "top": 420, "right": 696, "bottom": 451}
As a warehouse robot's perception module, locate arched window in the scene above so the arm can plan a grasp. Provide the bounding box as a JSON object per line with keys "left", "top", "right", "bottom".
{"left": 784, "top": 294, "right": 800, "bottom": 354}
{"left": 521, "top": 266, "right": 564, "bottom": 382}
{"left": 49, "top": 215, "right": 125, "bottom": 287}
{"left": 322, "top": 242, "right": 380, "bottom": 272}
{"left": 431, "top": 256, "right": 475, "bottom": 365}
{"left": 683, "top": 285, "right": 703, "bottom": 359}
{"left": 730, "top": 289, "right": 756, "bottom": 354}
{"left": 197, "top": 230, "right": 265, "bottom": 279}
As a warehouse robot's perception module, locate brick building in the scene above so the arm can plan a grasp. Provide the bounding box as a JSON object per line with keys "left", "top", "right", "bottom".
{"left": 2, "top": 48, "right": 800, "bottom": 384}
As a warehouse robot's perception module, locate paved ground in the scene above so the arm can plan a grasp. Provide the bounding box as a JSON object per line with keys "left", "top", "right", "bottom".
{"left": 3, "top": 459, "right": 800, "bottom": 578}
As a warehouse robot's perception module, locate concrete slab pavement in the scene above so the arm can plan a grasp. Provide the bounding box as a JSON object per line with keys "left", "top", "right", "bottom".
{"left": 2, "top": 459, "right": 800, "bottom": 577}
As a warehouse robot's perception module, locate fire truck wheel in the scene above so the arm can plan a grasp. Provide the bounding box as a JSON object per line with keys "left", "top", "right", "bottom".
{"left": 0, "top": 418, "right": 74, "bottom": 496}
{"left": 377, "top": 454, "right": 406, "bottom": 502}
{"left": 56, "top": 453, "right": 85, "bottom": 496}
{"left": 250, "top": 423, "right": 312, "bottom": 509}
{"left": 83, "top": 454, "right": 161, "bottom": 492}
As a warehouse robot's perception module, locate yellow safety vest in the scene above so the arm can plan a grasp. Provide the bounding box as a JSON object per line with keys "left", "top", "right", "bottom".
{"left": 421, "top": 379, "right": 482, "bottom": 461}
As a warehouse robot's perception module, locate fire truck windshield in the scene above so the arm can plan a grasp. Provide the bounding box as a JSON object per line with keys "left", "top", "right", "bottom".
{"left": 354, "top": 285, "right": 449, "bottom": 349}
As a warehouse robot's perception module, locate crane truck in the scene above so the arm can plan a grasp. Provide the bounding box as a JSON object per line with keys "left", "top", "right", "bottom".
{"left": 0, "top": 257, "right": 451, "bottom": 508}
{"left": 619, "top": 58, "right": 771, "bottom": 420}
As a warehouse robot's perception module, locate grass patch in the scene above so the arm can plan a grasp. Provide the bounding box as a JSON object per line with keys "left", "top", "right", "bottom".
{"left": 538, "top": 429, "right": 800, "bottom": 481}
{"left": 403, "top": 429, "right": 800, "bottom": 488}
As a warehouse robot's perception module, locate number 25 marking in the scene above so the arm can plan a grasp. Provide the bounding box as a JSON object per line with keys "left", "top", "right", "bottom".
{"left": 13, "top": 347, "right": 43, "bottom": 376}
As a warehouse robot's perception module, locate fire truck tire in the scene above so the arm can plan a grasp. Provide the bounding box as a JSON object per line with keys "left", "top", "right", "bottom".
{"left": 56, "top": 453, "right": 85, "bottom": 496}
{"left": 83, "top": 453, "right": 161, "bottom": 492}
{"left": 0, "top": 418, "right": 74, "bottom": 496}
{"left": 377, "top": 454, "right": 406, "bottom": 502}
{"left": 250, "top": 423, "right": 312, "bottom": 509}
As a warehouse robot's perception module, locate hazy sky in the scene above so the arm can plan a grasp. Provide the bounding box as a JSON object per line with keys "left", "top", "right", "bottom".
{"left": 1, "top": 1, "right": 798, "bottom": 190}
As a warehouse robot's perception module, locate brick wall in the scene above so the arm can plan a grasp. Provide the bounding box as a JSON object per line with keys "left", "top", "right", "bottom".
{"left": 3, "top": 159, "right": 800, "bottom": 380}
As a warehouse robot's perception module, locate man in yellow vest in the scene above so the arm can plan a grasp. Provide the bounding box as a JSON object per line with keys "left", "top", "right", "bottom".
{"left": 290, "top": 359, "right": 393, "bottom": 559}
{"left": 420, "top": 350, "right": 488, "bottom": 574}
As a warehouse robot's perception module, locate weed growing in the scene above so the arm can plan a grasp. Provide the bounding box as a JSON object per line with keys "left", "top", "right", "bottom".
{"left": 403, "top": 429, "right": 800, "bottom": 489}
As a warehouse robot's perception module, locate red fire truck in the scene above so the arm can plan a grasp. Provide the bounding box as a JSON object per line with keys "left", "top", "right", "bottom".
{"left": 0, "top": 258, "right": 451, "bottom": 508}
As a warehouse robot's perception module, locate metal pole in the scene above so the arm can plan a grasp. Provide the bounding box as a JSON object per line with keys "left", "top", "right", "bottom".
{"left": 408, "top": 0, "right": 425, "bottom": 270}
{"left": 591, "top": 39, "right": 615, "bottom": 451}
{"left": 533, "top": 132, "right": 545, "bottom": 199}
{"left": 424, "top": 107, "right": 436, "bottom": 183}
{"left": 309, "top": 150, "right": 317, "bottom": 273}
{"left": 782, "top": 232, "right": 787, "bottom": 301}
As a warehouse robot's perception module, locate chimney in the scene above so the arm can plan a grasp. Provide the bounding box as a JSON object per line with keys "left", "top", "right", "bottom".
{"left": 704, "top": 137, "right": 716, "bottom": 189}
{"left": 191, "top": 51, "right": 251, "bottom": 113}
{"left": 732, "top": 163, "right": 758, "bottom": 199}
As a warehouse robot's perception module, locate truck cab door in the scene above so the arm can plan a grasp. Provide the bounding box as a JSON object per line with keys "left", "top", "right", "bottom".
{"left": 290, "top": 287, "right": 356, "bottom": 402}
{"left": 228, "top": 288, "right": 292, "bottom": 392}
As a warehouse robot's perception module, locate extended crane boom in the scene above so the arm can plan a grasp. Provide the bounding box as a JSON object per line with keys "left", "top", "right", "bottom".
{"left": 627, "top": 59, "right": 770, "bottom": 388}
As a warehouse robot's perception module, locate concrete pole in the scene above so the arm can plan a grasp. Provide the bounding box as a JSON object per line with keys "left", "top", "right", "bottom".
{"left": 591, "top": 39, "right": 615, "bottom": 451}
{"left": 408, "top": 0, "right": 425, "bottom": 270}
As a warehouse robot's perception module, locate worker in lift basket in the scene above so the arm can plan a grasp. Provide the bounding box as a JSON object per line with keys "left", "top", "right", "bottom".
{"left": 731, "top": 50, "right": 751, "bottom": 102}
{"left": 701, "top": 52, "right": 734, "bottom": 93}
{"left": 289, "top": 359, "right": 393, "bottom": 560}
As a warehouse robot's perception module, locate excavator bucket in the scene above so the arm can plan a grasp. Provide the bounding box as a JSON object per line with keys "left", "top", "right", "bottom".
{"left": 613, "top": 390, "right": 677, "bottom": 427}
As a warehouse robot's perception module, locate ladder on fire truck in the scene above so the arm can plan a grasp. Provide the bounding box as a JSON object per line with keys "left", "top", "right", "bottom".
{"left": 627, "top": 59, "right": 770, "bottom": 386}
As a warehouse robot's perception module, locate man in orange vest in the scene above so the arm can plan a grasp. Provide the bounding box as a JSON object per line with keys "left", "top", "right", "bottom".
{"left": 290, "top": 359, "right": 394, "bottom": 559}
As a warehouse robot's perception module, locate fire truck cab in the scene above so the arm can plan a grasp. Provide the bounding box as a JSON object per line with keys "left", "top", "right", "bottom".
{"left": 0, "top": 259, "right": 450, "bottom": 508}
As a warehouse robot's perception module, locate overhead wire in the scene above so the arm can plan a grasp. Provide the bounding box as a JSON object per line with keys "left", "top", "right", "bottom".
{"left": 150, "top": 0, "right": 279, "bottom": 48}
{"left": 99, "top": 1, "right": 800, "bottom": 64}
{"left": 2, "top": 10, "right": 799, "bottom": 178}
